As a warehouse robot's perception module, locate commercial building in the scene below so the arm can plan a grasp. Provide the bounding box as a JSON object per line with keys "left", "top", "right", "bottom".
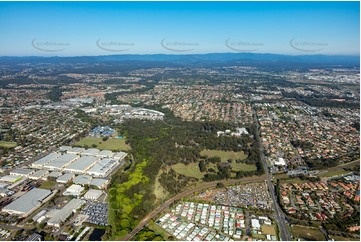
{"left": 56, "top": 173, "right": 75, "bottom": 184}
{"left": 63, "top": 184, "right": 84, "bottom": 197}
{"left": 29, "top": 170, "right": 49, "bottom": 180}
{"left": 73, "top": 175, "right": 92, "bottom": 185}
{"left": 10, "top": 168, "right": 34, "bottom": 177}
{"left": 113, "top": 151, "right": 127, "bottom": 160}
{"left": 84, "top": 189, "right": 103, "bottom": 200}
{"left": 81, "top": 148, "right": 100, "bottom": 156}
{"left": 0, "top": 175, "right": 22, "bottom": 183}
{"left": 90, "top": 178, "right": 109, "bottom": 189}
{"left": 66, "top": 147, "right": 85, "bottom": 155}
{"left": 63, "top": 156, "right": 98, "bottom": 174}
{"left": 31, "top": 153, "right": 60, "bottom": 168}
{"left": 97, "top": 150, "right": 114, "bottom": 158}
{"left": 86, "top": 158, "right": 118, "bottom": 177}
{"left": 47, "top": 198, "right": 85, "bottom": 227}
{"left": 2, "top": 188, "right": 53, "bottom": 217}
{"left": 43, "top": 154, "right": 79, "bottom": 171}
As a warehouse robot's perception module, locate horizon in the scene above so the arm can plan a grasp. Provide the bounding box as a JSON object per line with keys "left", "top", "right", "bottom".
{"left": 0, "top": 1, "right": 359, "bottom": 56}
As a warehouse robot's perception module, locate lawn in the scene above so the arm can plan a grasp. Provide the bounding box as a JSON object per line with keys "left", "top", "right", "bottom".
{"left": 291, "top": 225, "right": 325, "bottom": 241}
{"left": 0, "top": 141, "right": 17, "bottom": 148}
{"left": 39, "top": 180, "right": 57, "bottom": 189}
{"left": 200, "top": 149, "right": 247, "bottom": 162}
{"left": 330, "top": 235, "right": 359, "bottom": 241}
{"left": 74, "top": 137, "right": 131, "bottom": 151}
{"left": 231, "top": 161, "right": 257, "bottom": 172}
{"left": 172, "top": 163, "right": 204, "bottom": 179}
{"left": 147, "top": 220, "right": 170, "bottom": 240}
{"left": 319, "top": 169, "right": 350, "bottom": 178}
{"left": 261, "top": 225, "right": 277, "bottom": 236}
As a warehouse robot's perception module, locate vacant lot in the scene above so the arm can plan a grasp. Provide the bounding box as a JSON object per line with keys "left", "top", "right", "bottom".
{"left": 172, "top": 163, "right": 204, "bottom": 179}
{"left": 200, "top": 149, "right": 247, "bottom": 162}
{"left": 261, "top": 225, "right": 277, "bottom": 236}
{"left": 40, "top": 180, "right": 57, "bottom": 189}
{"left": 0, "top": 141, "right": 17, "bottom": 148}
{"left": 74, "top": 137, "right": 131, "bottom": 151}
{"left": 291, "top": 225, "right": 325, "bottom": 241}
{"left": 330, "top": 235, "right": 359, "bottom": 241}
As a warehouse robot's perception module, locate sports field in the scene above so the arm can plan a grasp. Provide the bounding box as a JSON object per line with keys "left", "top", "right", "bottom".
{"left": 0, "top": 141, "right": 17, "bottom": 148}
{"left": 200, "top": 149, "right": 247, "bottom": 162}
{"left": 74, "top": 137, "right": 131, "bottom": 151}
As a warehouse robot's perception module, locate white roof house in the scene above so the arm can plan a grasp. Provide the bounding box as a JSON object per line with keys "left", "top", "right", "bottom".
{"left": 251, "top": 219, "right": 261, "bottom": 229}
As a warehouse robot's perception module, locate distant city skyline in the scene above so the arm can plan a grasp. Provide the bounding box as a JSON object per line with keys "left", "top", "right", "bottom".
{"left": 0, "top": 1, "right": 359, "bottom": 56}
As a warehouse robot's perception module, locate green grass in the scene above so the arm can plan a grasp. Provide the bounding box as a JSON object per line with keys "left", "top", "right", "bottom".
{"left": 200, "top": 149, "right": 247, "bottom": 162}
{"left": 39, "top": 180, "right": 57, "bottom": 189}
{"left": 319, "top": 169, "right": 349, "bottom": 178}
{"left": 148, "top": 220, "right": 170, "bottom": 240}
{"left": 330, "top": 235, "right": 359, "bottom": 241}
{"left": 0, "top": 141, "right": 17, "bottom": 148}
{"left": 231, "top": 161, "right": 257, "bottom": 172}
{"left": 74, "top": 137, "right": 131, "bottom": 151}
{"left": 261, "top": 225, "right": 277, "bottom": 236}
{"left": 154, "top": 168, "right": 169, "bottom": 202}
{"left": 172, "top": 163, "right": 204, "bottom": 179}
{"left": 291, "top": 225, "right": 325, "bottom": 241}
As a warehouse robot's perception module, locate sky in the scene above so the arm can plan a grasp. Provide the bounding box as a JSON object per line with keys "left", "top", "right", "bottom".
{"left": 0, "top": 1, "right": 359, "bottom": 56}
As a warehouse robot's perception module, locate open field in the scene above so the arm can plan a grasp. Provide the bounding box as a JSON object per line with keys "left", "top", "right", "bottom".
{"left": 200, "top": 149, "right": 247, "bottom": 162}
{"left": 261, "top": 225, "right": 277, "bottom": 236}
{"left": 319, "top": 169, "right": 351, "bottom": 178}
{"left": 172, "top": 163, "right": 204, "bottom": 179}
{"left": 39, "top": 180, "right": 57, "bottom": 189}
{"left": 74, "top": 137, "right": 131, "bottom": 151}
{"left": 291, "top": 225, "right": 325, "bottom": 241}
{"left": 154, "top": 168, "right": 169, "bottom": 202}
{"left": 231, "top": 161, "right": 257, "bottom": 172}
{"left": 147, "top": 220, "right": 170, "bottom": 240}
{"left": 329, "top": 235, "right": 359, "bottom": 241}
{"left": 0, "top": 141, "right": 17, "bottom": 148}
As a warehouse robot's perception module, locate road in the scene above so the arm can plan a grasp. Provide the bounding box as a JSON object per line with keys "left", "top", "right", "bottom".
{"left": 121, "top": 175, "right": 265, "bottom": 241}
{"left": 253, "top": 109, "right": 292, "bottom": 241}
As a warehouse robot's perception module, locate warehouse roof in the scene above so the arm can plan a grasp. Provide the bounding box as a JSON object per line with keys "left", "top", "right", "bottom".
{"left": 47, "top": 198, "right": 85, "bottom": 226}
{"left": 90, "top": 178, "right": 109, "bottom": 189}
{"left": 64, "top": 156, "right": 98, "bottom": 172}
{"left": 86, "top": 158, "right": 117, "bottom": 176}
{"left": 11, "top": 168, "right": 34, "bottom": 176}
{"left": 56, "top": 173, "right": 75, "bottom": 183}
{"left": 67, "top": 147, "right": 85, "bottom": 154}
{"left": 2, "top": 188, "right": 52, "bottom": 215}
{"left": 44, "top": 154, "right": 78, "bottom": 169}
{"left": 32, "top": 153, "right": 60, "bottom": 167}
{"left": 97, "top": 150, "right": 114, "bottom": 158}
{"left": 73, "top": 175, "right": 92, "bottom": 185}
{"left": 29, "top": 170, "right": 49, "bottom": 179}
{"left": 81, "top": 148, "right": 100, "bottom": 156}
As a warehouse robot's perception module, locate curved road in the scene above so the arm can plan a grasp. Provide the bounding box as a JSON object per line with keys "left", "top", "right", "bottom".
{"left": 121, "top": 175, "right": 265, "bottom": 241}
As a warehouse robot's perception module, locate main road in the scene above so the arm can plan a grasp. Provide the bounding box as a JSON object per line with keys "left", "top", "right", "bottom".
{"left": 121, "top": 175, "right": 266, "bottom": 241}
{"left": 253, "top": 109, "right": 292, "bottom": 241}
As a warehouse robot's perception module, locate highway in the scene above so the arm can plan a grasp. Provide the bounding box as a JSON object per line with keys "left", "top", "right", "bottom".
{"left": 253, "top": 109, "right": 292, "bottom": 241}
{"left": 121, "top": 175, "right": 265, "bottom": 241}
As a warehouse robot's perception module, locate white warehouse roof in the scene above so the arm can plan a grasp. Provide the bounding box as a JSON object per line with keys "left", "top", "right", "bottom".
{"left": 44, "top": 154, "right": 79, "bottom": 170}
{"left": 32, "top": 153, "right": 60, "bottom": 168}
{"left": 63, "top": 156, "right": 98, "bottom": 173}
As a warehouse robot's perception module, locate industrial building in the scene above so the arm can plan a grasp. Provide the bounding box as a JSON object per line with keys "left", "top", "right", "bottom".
{"left": 63, "top": 156, "right": 98, "bottom": 174}
{"left": 90, "top": 178, "right": 109, "bottom": 189}
{"left": 66, "top": 147, "right": 85, "bottom": 155}
{"left": 43, "top": 154, "right": 79, "bottom": 171}
{"left": 47, "top": 198, "right": 85, "bottom": 227}
{"left": 29, "top": 170, "right": 49, "bottom": 180}
{"left": 113, "top": 151, "right": 127, "bottom": 160}
{"left": 56, "top": 173, "right": 75, "bottom": 184}
{"left": 86, "top": 158, "right": 118, "bottom": 177}
{"left": 10, "top": 168, "right": 34, "bottom": 177}
{"left": 31, "top": 153, "right": 60, "bottom": 168}
{"left": 73, "top": 175, "right": 92, "bottom": 185}
{"left": 97, "top": 150, "right": 114, "bottom": 158}
{"left": 0, "top": 175, "right": 22, "bottom": 183}
{"left": 2, "top": 188, "right": 53, "bottom": 217}
{"left": 84, "top": 189, "right": 103, "bottom": 200}
{"left": 63, "top": 184, "right": 84, "bottom": 197}
{"left": 81, "top": 148, "right": 100, "bottom": 156}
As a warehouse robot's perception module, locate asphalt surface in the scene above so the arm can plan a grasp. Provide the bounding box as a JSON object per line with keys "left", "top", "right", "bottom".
{"left": 253, "top": 109, "right": 292, "bottom": 241}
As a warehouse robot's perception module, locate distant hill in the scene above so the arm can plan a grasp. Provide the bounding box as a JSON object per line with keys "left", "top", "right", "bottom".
{"left": 0, "top": 53, "right": 359, "bottom": 69}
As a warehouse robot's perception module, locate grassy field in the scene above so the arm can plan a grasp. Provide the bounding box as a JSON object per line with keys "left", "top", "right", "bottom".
{"left": 172, "top": 163, "right": 204, "bottom": 179}
{"left": 329, "top": 235, "right": 359, "bottom": 241}
{"left": 200, "top": 149, "right": 247, "bottom": 162}
{"left": 74, "top": 137, "right": 131, "bottom": 151}
{"left": 154, "top": 168, "right": 169, "bottom": 202}
{"left": 39, "top": 180, "right": 57, "bottom": 189}
{"left": 261, "top": 225, "right": 277, "bottom": 236}
{"left": 0, "top": 141, "right": 17, "bottom": 148}
{"left": 147, "top": 220, "right": 170, "bottom": 240}
{"left": 319, "top": 169, "right": 350, "bottom": 178}
{"left": 231, "top": 161, "right": 257, "bottom": 172}
{"left": 291, "top": 225, "right": 325, "bottom": 241}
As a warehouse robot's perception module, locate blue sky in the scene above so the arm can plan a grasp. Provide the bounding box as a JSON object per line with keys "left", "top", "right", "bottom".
{"left": 0, "top": 1, "right": 359, "bottom": 56}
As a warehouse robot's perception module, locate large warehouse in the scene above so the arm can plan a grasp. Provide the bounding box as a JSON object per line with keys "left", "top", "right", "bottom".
{"left": 2, "top": 188, "right": 53, "bottom": 217}
{"left": 86, "top": 158, "right": 119, "bottom": 177}
{"left": 63, "top": 156, "right": 99, "bottom": 174}
{"left": 47, "top": 198, "right": 85, "bottom": 227}
{"left": 31, "top": 153, "right": 61, "bottom": 168}
{"left": 43, "top": 154, "right": 79, "bottom": 171}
